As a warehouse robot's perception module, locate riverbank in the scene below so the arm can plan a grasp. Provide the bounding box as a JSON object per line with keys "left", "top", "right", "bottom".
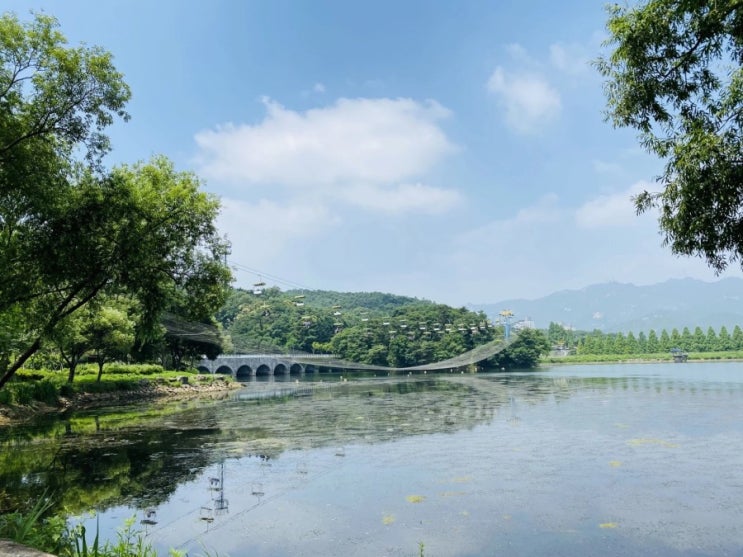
{"left": 0, "top": 378, "right": 243, "bottom": 426}
{"left": 541, "top": 349, "right": 743, "bottom": 366}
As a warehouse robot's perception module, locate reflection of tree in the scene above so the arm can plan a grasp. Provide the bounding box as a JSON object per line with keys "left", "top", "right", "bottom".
{"left": 0, "top": 422, "right": 221, "bottom": 515}
{"left": 4, "top": 372, "right": 680, "bottom": 518}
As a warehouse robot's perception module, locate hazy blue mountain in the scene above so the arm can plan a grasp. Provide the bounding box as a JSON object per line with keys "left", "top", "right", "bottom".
{"left": 470, "top": 277, "right": 743, "bottom": 333}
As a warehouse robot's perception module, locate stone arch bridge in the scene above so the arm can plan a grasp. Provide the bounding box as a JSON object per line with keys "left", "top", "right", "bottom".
{"left": 197, "top": 336, "right": 517, "bottom": 380}
{"left": 197, "top": 354, "right": 338, "bottom": 380}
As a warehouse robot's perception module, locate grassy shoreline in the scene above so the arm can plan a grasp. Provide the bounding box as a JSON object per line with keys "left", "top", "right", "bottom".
{"left": 5, "top": 351, "right": 743, "bottom": 424}
{"left": 0, "top": 366, "right": 242, "bottom": 426}
{"left": 541, "top": 350, "right": 743, "bottom": 365}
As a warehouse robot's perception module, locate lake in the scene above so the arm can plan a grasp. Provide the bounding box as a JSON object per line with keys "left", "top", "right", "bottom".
{"left": 1, "top": 362, "right": 742, "bottom": 556}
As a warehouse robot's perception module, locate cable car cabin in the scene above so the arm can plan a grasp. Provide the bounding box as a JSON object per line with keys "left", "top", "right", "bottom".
{"left": 253, "top": 281, "right": 266, "bottom": 295}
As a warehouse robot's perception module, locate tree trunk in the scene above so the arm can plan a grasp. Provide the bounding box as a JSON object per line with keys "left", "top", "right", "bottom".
{"left": 0, "top": 337, "right": 41, "bottom": 390}
{"left": 96, "top": 358, "right": 105, "bottom": 382}
{"left": 67, "top": 361, "right": 77, "bottom": 384}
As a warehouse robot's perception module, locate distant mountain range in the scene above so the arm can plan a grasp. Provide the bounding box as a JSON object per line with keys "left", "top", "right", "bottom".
{"left": 470, "top": 277, "right": 743, "bottom": 333}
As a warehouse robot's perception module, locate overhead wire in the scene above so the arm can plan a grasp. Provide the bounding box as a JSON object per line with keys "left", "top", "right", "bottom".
{"left": 228, "top": 261, "right": 312, "bottom": 292}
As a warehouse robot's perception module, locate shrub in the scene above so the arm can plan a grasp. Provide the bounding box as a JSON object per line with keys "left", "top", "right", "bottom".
{"left": 32, "top": 380, "right": 59, "bottom": 405}
{"left": 105, "top": 363, "right": 163, "bottom": 376}
{"left": 59, "top": 383, "right": 76, "bottom": 398}
{"left": 13, "top": 383, "right": 35, "bottom": 405}
{"left": 0, "top": 493, "right": 66, "bottom": 555}
{"left": 16, "top": 369, "right": 51, "bottom": 382}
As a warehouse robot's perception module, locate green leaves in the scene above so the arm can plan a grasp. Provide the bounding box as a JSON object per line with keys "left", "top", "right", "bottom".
{"left": 597, "top": 0, "right": 743, "bottom": 272}
{"left": 489, "top": 328, "right": 550, "bottom": 369}
{"left": 0, "top": 12, "right": 230, "bottom": 387}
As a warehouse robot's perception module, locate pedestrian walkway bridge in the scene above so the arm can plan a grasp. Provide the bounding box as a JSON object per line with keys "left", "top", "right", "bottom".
{"left": 197, "top": 334, "right": 517, "bottom": 379}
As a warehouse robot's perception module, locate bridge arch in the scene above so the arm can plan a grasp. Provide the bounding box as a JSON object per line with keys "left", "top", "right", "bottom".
{"left": 290, "top": 363, "right": 303, "bottom": 374}
{"left": 215, "top": 365, "right": 233, "bottom": 376}
{"left": 256, "top": 364, "right": 271, "bottom": 376}
{"left": 274, "top": 363, "right": 288, "bottom": 375}
{"left": 196, "top": 365, "right": 211, "bottom": 374}
{"left": 236, "top": 365, "right": 254, "bottom": 380}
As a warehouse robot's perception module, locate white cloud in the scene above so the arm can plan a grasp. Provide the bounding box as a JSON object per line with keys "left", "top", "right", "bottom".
{"left": 301, "top": 82, "right": 327, "bottom": 97}
{"left": 575, "top": 182, "right": 651, "bottom": 229}
{"left": 453, "top": 194, "right": 562, "bottom": 252}
{"left": 429, "top": 190, "right": 730, "bottom": 304}
{"left": 505, "top": 43, "right": 537, "bottom": 65}
{"left": 341, "top": 182, "right": 463, "bottom": 215}
{"left": 487, "top": 67, "right": 561, "bottom": 134}
{"left": 592, "top": 159, "right": 623, "bottom": 174}
{"left": 194, "top": 97, "right": 456, "bottom": 188}
{"left": 217, "top": 197, "right": 340, "bottom": 268}
{"left": 549, "top": 42, "right": 591, "bottom": 75}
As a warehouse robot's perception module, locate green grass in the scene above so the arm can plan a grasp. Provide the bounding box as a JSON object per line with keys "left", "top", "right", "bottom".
{"left": 2, "top": 364, "right": 231, "bottom": 407}
{"left": 1, "top": 501, "right": 215, "bottom": 557}
{"left": 541, "top": 350, "right": 743, "bottom": 365}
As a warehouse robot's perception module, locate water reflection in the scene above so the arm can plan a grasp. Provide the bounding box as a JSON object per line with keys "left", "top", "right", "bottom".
{"left": 2, "top": 363, "right": 743, "bottom": 556}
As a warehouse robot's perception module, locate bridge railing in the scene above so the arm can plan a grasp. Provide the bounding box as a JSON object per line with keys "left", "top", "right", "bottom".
{"left": 217, "top": 353, "right": 337, "bottom": 360}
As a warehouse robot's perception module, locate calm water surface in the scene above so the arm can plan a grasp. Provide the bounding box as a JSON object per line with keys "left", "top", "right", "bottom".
{"left": 2, "top": 362, "right": 743, "bottom": 556}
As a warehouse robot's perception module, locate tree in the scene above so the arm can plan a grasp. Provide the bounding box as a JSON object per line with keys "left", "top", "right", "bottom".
{"left": 597, "top": 1, "right": 743, "bottom": 271}
{"left": 0, "top": 12, "right": 131, "bottom": 386}
{"left": 489, "top": 329, "right": 550, "bottom": 369}
{"left": 706, "top": 326, "right": 718, "bottom": 352}
{"left": 85, "top": 303, "right": 136, "bottom": 382}
{"left": 681, "top": 327, "right": 693, "bottom": 351}
{"left": 647, "top": 329, "right": 660, "bottom": 353}
{"left": 660, "top": 329, "right": 671, "bottom": 351}
{"left": 718, "top": 325, "right": 731, "bottom": 351}
{"left": 733, "top": 325, "right": 743, "bottom": 350}
{"left": 625, "top": 331, "right": 639, "bottom": 354}
{"left": 50, "top": 311, "right": 90, "bottom": 384}
{"left": 0, "top": 155, "right": 231, "bottom": 388}
{"left": 693, "top": 326, "right": 707, "bottom": 352}
{"left": 637, "top": 331, "right": 648, "bottom": 353}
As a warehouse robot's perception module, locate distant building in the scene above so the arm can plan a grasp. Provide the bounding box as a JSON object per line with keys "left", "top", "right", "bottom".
{"left": 513, "top": 317, "right": 535, "bottom": 331}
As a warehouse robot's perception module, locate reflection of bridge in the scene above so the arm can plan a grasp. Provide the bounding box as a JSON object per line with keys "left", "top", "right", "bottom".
{"left": 197, "top": 335, "right": 518, "bottom": 380}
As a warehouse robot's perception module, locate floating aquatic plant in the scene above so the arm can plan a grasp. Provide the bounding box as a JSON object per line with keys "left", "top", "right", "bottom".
{"left": 627, "top": 438, "right": 678, "bottom": 448}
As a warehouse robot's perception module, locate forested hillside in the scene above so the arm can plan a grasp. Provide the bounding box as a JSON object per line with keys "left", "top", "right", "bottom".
{"left": 217, "top": 287, "right": 502, "bottom": 367}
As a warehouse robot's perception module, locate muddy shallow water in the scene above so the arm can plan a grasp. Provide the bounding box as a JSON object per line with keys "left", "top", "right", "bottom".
{"left": 3, "top": 363, "right": 742, "bottom": 556}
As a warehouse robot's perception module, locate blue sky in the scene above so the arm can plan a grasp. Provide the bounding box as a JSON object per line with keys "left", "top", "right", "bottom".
{"left": 8, "top": 1, "right": 741, "bottom": 305}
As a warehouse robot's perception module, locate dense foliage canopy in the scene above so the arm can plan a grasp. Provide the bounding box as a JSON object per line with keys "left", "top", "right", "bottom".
{"left": 218, "top": 287, "right": 513, "bottom": 367}
{"left": 0, "top": 13, "right": 230, "bottom": 388}
{"left": 597, "top": 0, "right": 743, "bottom": 271}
